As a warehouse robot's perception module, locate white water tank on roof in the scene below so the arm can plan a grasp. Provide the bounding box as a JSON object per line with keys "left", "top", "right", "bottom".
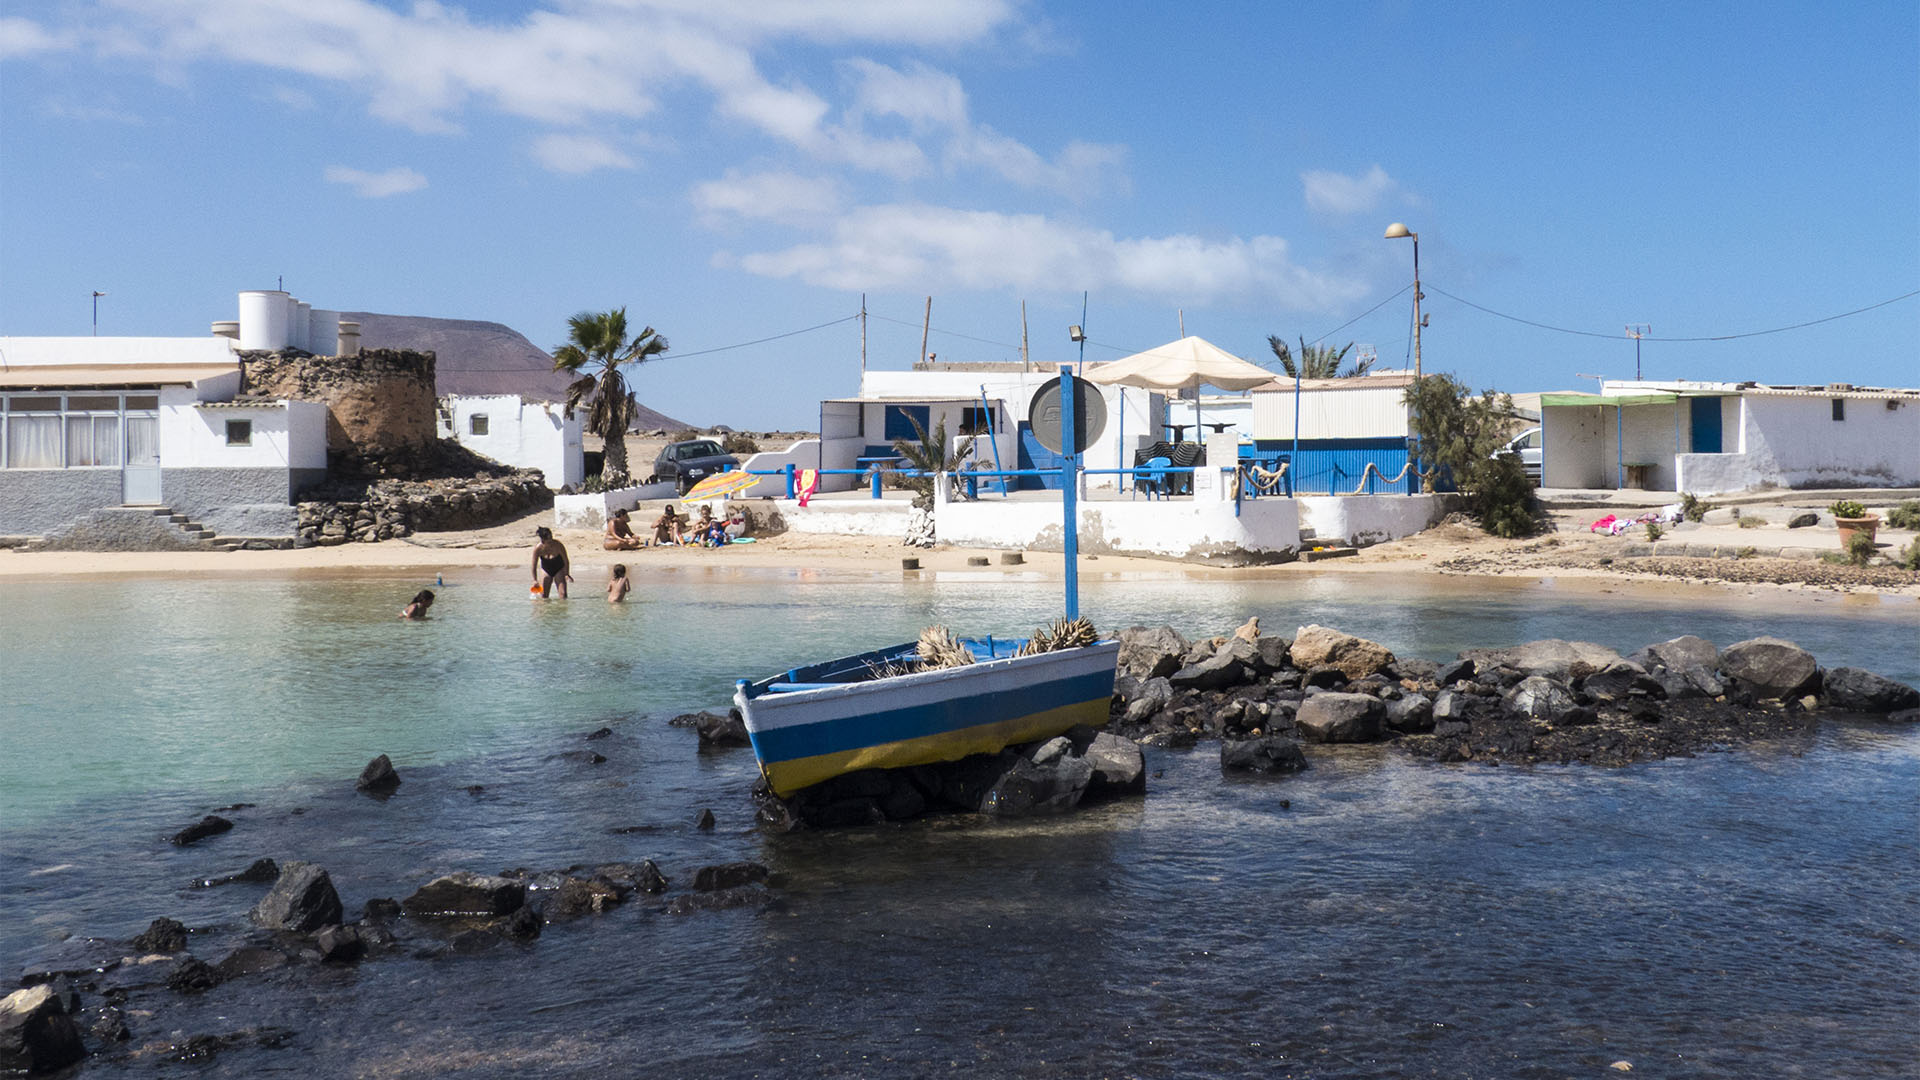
{"left": 292, "top": 300, "right": 312, "bottom": 351}
{"left": 210, "top": 321, "right": 240, "bottom": 340}
{"left": 238, "top": 290, "right": 291, "bottom": 350}
{"left": 309, "top": 309, "right": 341, "bottom": 356}
{"left": 337, "top": 321, "right": 361, "bottom": 356}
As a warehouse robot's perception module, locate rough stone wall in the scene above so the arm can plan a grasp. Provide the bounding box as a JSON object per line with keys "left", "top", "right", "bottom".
{"left": 240, "top": 349, "right": 437, "bottom": 456}
{"left": 296, "top": 472, "right": 551, "bottom": 546}
{"left": 30, "top": 508, "right": 210, "bottom": 552}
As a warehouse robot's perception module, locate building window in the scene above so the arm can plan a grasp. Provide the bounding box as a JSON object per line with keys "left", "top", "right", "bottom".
{"left": 960, "top": 406, "right": 994, "bottom": 435}
{"left": 1831, "top": 398, "right": 1845, "bottom": 421}
{"left": 226, "top": 419, "right": 252, "bottom": 446}
{"left": 469, "top": 414, "right": 489, "bottom": 436}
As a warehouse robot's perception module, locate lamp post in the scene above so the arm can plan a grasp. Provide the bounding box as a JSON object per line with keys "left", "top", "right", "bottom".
{"left": 91, "top": 291, "right": 107, "bottom": 336}
{"left": 1383, "top": 224, "right": 1421, "bottom": 381}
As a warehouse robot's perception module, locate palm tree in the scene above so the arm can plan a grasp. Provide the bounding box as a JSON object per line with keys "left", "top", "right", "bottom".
{"left": 552, "top": 308, "right": 668, "bottom": 486}
{"left": 891, "top": 413, "right": 977, "bottom": 509}
{"left": 1267, "top": 335, "right": 1372, "bottom": 380}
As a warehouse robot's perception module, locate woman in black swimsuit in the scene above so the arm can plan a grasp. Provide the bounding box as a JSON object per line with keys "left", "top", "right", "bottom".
{"left": 532, "top": 526, "right": 572, "bottom": 598}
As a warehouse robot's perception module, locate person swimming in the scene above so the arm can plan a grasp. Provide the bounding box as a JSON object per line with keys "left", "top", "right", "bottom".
{"left": 607, "top": 564, "right": 631, "bottom": 603}
{"left": 400, "top": 589, "right": 434, "bottom": 620}
{"left": 532, "top": 526, "right": 571, "bottom": 598}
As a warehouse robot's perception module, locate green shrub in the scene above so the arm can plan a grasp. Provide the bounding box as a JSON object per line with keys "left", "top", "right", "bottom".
{"left": 1737, "top": 516, "right": 1766, "bottom": 529}
{"left": 1829, "top": 499, "right": 1868, "bottom": 519}
{"left": 1645, "top": 521, "right": 1663, "bottom": 542}
{"left": 1403, "top": 375, "right": 1542, "bottom": 537}
{"left": 1900, "top": 538, "right": 1920, "bottom": 571}
{"left": 1736, "top": 545, "right": 1757, "bottom": 559}
{"left": 1845, "top": 531, "right": 1876, "bottom": 566}
{"left": 1884, "top": 500, "right": 1920, "bottom": 530}
{"left": 1679, "top": 492, "right": 1712, "bottom": 522}
{"left": 579, "top": 473, "right": 609, "bottom": 494}
{"left": 721, "top": 432, "right": 761, "bottom": 455}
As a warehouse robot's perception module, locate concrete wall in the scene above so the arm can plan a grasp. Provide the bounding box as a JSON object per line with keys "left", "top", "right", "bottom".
{"left": 738, "top": 438, "right": 821, "bottom": 498}
{"left": 776, "top": 499, "right": 915, "bottom": 538}
{"left": 1252, "top": 383, "right": 1411, "bottom": 440}
{"left": 0, "top": 336, "right": 238, "bottom": 369}
{"left": 1675, "top": 395, "right": 1920, "bottom": 495}
{"left": 163, "top": 467, "right": 299, "bottom": 536}
{"left": 0, "top": 469, "right": 123, "bottom": 535}
{"left": 552, "top": 481, "right": 677, "bottom": 530}
{"left": 1542, "top": 405, "right": 1611, "bottom": 489}
{"left": 1297, "top": 494, "right": 1453, "bottom": 547}
{"left": 933, "top": 484, "right": 1300, "bottom": 564}
{"left": 445, "top": 395, "right": 583, "bottom": 489}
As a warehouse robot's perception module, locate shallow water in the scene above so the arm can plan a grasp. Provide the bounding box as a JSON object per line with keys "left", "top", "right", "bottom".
{"left": 2, "top": 569, "right": 1916, "bottom": 1077}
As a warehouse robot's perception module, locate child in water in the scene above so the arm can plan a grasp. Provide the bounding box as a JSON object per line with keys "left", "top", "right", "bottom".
{"left": 607, "top": 564, "right": 631, "bottom": 603}
{"left": 400, "top": 589, "right": 434, "bottom": 620}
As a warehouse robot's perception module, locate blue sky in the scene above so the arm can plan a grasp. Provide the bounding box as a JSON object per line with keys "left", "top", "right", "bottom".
{"left": 3, "top": 1, "right": 1915, "bottom": 429}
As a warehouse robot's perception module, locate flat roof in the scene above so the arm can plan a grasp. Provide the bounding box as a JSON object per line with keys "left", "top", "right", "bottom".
{"left": 0, "top": 363, "right": 239, "bottom": 388}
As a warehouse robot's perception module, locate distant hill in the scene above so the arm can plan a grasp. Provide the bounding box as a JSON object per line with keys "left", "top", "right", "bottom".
{"left": 340, "top": 311, "right": 688, "bottom": 431}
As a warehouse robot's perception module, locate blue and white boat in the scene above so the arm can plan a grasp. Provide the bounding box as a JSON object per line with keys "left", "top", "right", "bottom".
{"left": 734, "top": 636, "right": 1120, "bottom": 798}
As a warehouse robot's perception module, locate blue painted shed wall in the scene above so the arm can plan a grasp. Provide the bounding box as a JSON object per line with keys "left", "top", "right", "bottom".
{"left": 1248, "top": 438, "right": 1423, "bottom": 494}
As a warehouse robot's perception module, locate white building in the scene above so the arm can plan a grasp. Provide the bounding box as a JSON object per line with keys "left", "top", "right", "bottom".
{"left": 438, "top": 394, "right": 583, "bottom": 490}
{"left": 0, "top": 335, "right": 327, "bottom": 537}
{"left": 1247, "top": 372, "right": 1420, "bottom": 494}
{"left": 1540, "top": 379, "right": 1920, "bottom": 494}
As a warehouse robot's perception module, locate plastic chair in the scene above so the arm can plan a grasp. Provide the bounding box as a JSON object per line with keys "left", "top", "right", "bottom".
{"left": 1140, "top": 456, "right": 1173, "bottom": 500}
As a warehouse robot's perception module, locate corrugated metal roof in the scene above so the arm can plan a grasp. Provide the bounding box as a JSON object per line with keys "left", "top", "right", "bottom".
{"left": 1250, "top": 373, "right": 1419, "bottom": 393}
{"left": 1740, "top": 385, "right": 1920, "bottom": 401}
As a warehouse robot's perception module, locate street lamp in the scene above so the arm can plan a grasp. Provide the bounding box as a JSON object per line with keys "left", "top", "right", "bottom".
{"left": 91, "top": 290, "right": 107, "bottom": 336}
{"left": 1383, "top": 223, "right": 1422, "bottom": 381}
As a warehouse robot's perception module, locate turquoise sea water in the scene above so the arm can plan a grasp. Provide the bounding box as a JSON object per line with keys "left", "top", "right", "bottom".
{"left": 1, "top": 568, "right": 1916, "bottom": 1077}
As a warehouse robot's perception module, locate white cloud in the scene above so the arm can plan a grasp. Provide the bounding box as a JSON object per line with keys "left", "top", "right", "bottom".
{"left": 268, "top": 85, "right": 317, "bottom": 110}
{"left": 41, "top": 97, "right": 142, "bottom": 124}
{"left": 1301, "top": 164, "right": 1398, "bottom": 215}
{"left": 324, "top": 165, "right": 428, "bottom": 198}
{"left": 0, "top": 17, "right": 69, "bottom": 58}
{"left": 692, "top": 171, "right": 842, "bottom": 225}
{"left": 737, "top": 204, "right": 1367, "bottom": 311}
{"left": 530, "top": 133, "right": 634, "bottom": 174}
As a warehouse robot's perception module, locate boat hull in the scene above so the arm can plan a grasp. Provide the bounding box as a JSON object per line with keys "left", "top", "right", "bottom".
{"left": 735, "top": 641, "right": 1120, "bottom": 798}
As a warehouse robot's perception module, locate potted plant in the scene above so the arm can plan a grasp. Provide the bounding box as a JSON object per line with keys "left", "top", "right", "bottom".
{"left": 1828, "top": 499, "right": 1878, "bottom": 547}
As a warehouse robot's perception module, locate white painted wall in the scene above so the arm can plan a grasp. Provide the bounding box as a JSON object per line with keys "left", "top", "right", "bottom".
{"left": 1297, "top": 494, "right": 1450, "bottom": 547}
{"left": 169, "top": 404, "right": 298, "bottom": 468}
{"left": 0, "top": 336, "right": 239, "bottom": 369}
{"left": 1542, "top": 406, "right": 1611, "bottom": 489}
{"left": 1251, "top": 383, "right": 1412, "bottom": 439}
{"left": 776, "top": 498, "right": 916, "bottom": 538}
{"left": 287, "top": 401, "right": 327, "bottom": 469}
{"left": 445, "top": 395, "right": 583, "bottom": 489}
{"left": 738, "top": 438, "right": 821, "bottom": 497}
{"left": 552, "top": 481, "right": 677, "bottom": 530}
{"left": 1676, "top": 394, "right": 1920, "bottom": 494}
{"left": 934, "top": 482, "right": 1301, "bottom": 561}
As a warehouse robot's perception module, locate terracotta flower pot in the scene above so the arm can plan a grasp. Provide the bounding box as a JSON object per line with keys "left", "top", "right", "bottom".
{"left": 1835, "top": 515, "right": 1879, "bottom": 548}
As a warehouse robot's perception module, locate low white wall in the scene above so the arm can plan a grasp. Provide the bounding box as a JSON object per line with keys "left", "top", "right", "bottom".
{"left": 553, "top": 481, "right": 675, "bottom": 530}
{"left": 1675, "top": 453, "right": 1766, "bottom": 496}
{"left": 1297, "top": 494, "right": 1449, "bottom": 546}
{"left": 738, "top": 438, "right": 820, "bottom": 498}
{"left": 775, "top": 498, "right": 915, "bottom": 538}
{"left": 934, "top": 484, "right": 1300, "bottom": 563}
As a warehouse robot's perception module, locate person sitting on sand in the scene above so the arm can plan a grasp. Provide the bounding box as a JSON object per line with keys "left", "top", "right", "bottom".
{"left": 604, "top": 508, "right": 642, "bottom": 551}
{"left": 607, "top": 564, "right": 631, "bottom": 603}
{"left": 400, "top": 589, "right": 434, "bottom": 620}
{"left": 532, "top": 526, "right": 572, "bottom": 598}
{"left": 723, "top": 506, "right": 750, "bottom": 541}
{"left": 693, "top": 505, "right": 728, "bottom": 547}
{"left": 652, "top": 506, "right": 685, "bottom": 546}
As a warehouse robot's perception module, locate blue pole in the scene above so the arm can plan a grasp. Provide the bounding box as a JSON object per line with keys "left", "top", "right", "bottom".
{"left": 1118, "top": 386, "right": 1128, "bottom": 499}
{"left": 1291, "top": 371, "right": 1301, "bottom": 489}
{"left": 784, "top": 463, "right": 796, "bottom": 499}
{"left": 1060, "top": 364, "right": 1079, "bottom": 620}
{"left": 980, "top": 384, "right": 1008, "bottom": 495}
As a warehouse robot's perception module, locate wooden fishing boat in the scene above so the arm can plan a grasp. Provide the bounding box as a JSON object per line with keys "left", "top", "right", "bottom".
{"left": 734, "top": 635, "right": 1120, "bottom": 798}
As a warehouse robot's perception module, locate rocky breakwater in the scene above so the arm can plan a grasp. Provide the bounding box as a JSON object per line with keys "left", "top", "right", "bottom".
{"left": 1106, "top": 621, "right": 1919, "bottom": 770}
{"left": 296, "top": 470, "right": 550, "bottom": 545}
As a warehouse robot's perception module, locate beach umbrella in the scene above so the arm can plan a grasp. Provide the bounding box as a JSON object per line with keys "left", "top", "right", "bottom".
{"left": 1085, "top": 335, "right": 1274, "bottom": 452}
{"left": 682, "top": 469, "right": 758, "bottom": 502}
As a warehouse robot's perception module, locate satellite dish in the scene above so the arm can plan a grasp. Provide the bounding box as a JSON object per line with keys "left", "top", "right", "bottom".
{"left": 1027, "top": 375, "right": 1106, "bottom": 455}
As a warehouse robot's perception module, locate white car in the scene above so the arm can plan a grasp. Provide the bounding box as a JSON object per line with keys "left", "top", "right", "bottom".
{"left": 1499, "top": 427, "right": 1543, "bottom": 483}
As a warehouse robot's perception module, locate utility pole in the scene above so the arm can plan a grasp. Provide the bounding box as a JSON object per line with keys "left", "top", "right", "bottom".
{"left": 1626, "top": 324, "right": 1651, "bottom": 381}
{"left": 91, "top": 291, "right": 106, "bottom": 335}
{"left": 1020, "top": 301, "right": 1030, "bottom": 370}
{"left": 919, "top": 296, "right": 931, "bottom": 367}
{"left": 859, "top": 294, "right": 867, "bottom": 375}
{"left": 1178, "top": 308, "right": 1185, "bottom": 338}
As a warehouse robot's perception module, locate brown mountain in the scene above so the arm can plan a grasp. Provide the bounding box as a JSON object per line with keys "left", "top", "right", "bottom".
{"left": 340, "top": 311, "right": 688, "bottom": 430}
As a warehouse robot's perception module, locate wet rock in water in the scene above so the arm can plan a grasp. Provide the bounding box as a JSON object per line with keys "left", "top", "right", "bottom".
{"left": 1889, "top": 707, "right": 1920, "bottom": 724}
{"left": 1460, "top": 639, "right": 1622, "bottom": 683}
{"left": 980, "top": 736, "right": 1096, "bottom": 815}
{"left": 1290, "top": 625, "right": 1396, "bottom": 681}
{"left": 402, "top": 872, "right": 527, "bottom": 918}
{"left": 0, "top": 984, "right": 87, "bottom": 1075}
{"left": 585, "top": 860, "right": 667, "bottom": 895}
{"left": 362, "top": 897, "right": 402, "bottom": 921}
{"left": 1582, "top": 662, "right": 1664, "bottom": 703}
{"left": 1719, "top": 637, "right": 1819, "bottom": 701}
{"left": 691, "top": 710, "right": 750, "bottom": 748}
{"left": 584, "top": 726, "right": 613, "bottom": 740}
{"left": 1385, "top": 693, "right": 1434, "bottom": 733}
{"left": 552, "top": 749, "right": 607, "bottom": 765}
{"left": 314, "top": 925, "right": 368, "bottom": 963}
{"left": 165, "top": 957, "right": 222, "bottom": 994}
{"left": 500, "top": 905, "right": 542, "bottom": 940}
{"left": 1169, "top": 639, "right": 1255, "bottom": 691}
{"left": 1081, "top": 731, "right": 1147, "bottom": 796}
{"left": 1651, "top": 663, "right": 1724, "bottom": 701}
{"left": 1220, "top": 735, "right": 1308, "bottom": 774}
{"left": 1294, "top": 692, "right": 1384, "bottom": 743}
{"left": 354, "top": 754, "right": 401, "bottom": 795}
{"left": 695, "top": 808, "right": 716, "bottom": 830}
{"left": 1822, "top": 667, "right": 1920, "bottom": 713}
{"left": 1629, "top": 635, "right": 1720, "bottom": 674}
{"left": 192, "top": 857, "right": 280, "bottom": 889}
{"left": 693, "top": 862, "right": 769, "bottom": 892}
{"left": 131, "top": 917, "right": 189, "bottom": 954}
{"left": 88, "top": 1005, "right": 130, "bottom": 1045}
{"left": 1118, "top": 625, "right": 1188, "bottom": 681}
{"left": 664, "top": 885, "right": 771, "bottom": 915}
{"left": 1122, "top": 676, "right": 1173, "bottom": 726}
{"left": 169, "top": 815, "right": 233, "bottom": 847}
{"left": 214, "top": 944, "right": 293, "bottom": 979}
{"left": 1505, "top": 676, "right": 1579, "bottom": 722}
{"left": 250, "top": 862, "right": 343, "bottom": 932}
{"left": 1431, "top": 690, "right": 1475, "bottom": 723}
{"left": 1435, "top": 658, "right": 1476, "bottom": 687}
{"left": 544, "top": 877, "right": 625, "bottom": 920}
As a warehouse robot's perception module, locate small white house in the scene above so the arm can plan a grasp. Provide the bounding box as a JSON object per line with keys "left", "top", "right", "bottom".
{"left": 1540, "top": 378, "right": 1920, "bottom": 494}
{"left": 439, "top": 394, "right": 583, "bottom": 489}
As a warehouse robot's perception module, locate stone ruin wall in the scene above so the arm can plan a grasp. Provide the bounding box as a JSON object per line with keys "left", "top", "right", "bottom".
{"left": 239, "top": 349, "right": 437, "bottom": 456}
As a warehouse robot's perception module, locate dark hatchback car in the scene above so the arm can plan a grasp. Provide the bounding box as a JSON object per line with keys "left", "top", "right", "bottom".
{"left": 650, "top": 438, "right": 740, "bottom": 494}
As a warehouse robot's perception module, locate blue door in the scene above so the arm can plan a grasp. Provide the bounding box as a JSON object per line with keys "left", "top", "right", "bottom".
{"left": 1015, "top": 422, "right": 1063, "bottom": 489}
{"left": 1690, "top": 396, "right": 1722, "bottom": 453}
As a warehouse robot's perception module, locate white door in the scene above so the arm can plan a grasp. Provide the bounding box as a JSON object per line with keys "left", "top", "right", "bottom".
{"left": 123, "top": 413, "right": 162, "bottom": 504}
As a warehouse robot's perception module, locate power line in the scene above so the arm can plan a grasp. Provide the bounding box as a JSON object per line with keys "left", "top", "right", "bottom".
{"left": 445, "top": 312, "right": 861, "bottom": 370}
{"left": 867, "top": 310, "right": 1025, "bottom": 352}
{"left": 1304, "top": 283, "right": 1413, "bottom": 347}
{"left": 1427, "top": 285, "right": 1920, "bottom": 343}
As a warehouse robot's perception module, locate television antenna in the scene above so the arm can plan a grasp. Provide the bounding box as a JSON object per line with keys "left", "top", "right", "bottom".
{"left": 1625, "top": 324, "right": 1651, "bottom": 380}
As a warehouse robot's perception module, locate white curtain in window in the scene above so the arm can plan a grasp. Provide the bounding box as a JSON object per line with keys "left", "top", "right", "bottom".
{"left": 126, "top": 416, "right": 159, "bottom": 466}
{"left": 95, "top": 418, "right": 119, "bottom": 466}
{"left": 8, "top": 415, "right": 61, "bottom": 468}
{"left": 66, "top": 417, "right": 92, "bottom": 465}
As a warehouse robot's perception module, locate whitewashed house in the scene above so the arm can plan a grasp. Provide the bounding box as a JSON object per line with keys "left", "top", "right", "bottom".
{"left": 438, "top": 394, "right": 583, "bottom": 489}
{"left": 1539, "top": 379, "right": 1920, "bottom": 494}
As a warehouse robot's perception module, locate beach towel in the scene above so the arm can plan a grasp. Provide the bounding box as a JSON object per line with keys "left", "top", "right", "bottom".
{"left": 1589, "top": 514, "right": 1617, "bottom": 534}
{"left": 797, "top": 468, "right": 819, "bottom": 508}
